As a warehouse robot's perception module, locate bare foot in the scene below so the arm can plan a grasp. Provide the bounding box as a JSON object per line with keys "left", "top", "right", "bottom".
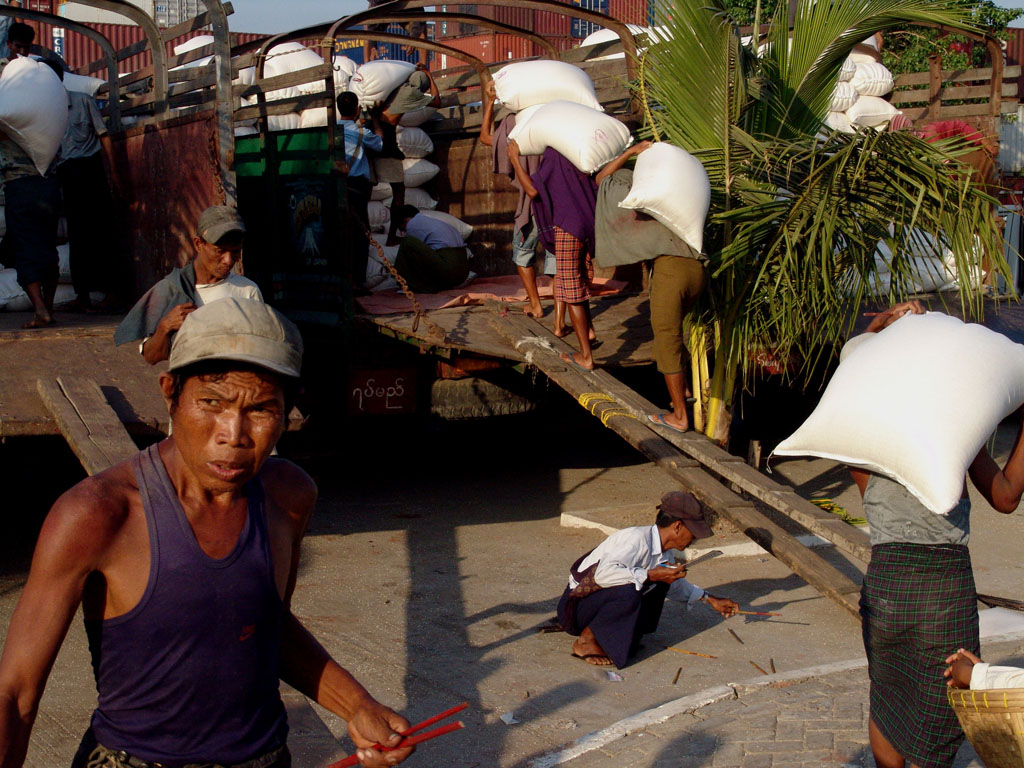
{"left": 572, "top": 636, "right": 614, "bottom": 666}
{"left": 524, "top": 302, "right": 544, "bottom": 319}
{"left": 560, "top": 351, "right": 594, "bottom": 371}
{"left": 662, "top": 412, "right": 689, "bottom": 431}
{"left": 553, "top": 326, "right": 569, "bottom": 338}
{"left": 22, "top": 315, "right": 55, "bottom": 329}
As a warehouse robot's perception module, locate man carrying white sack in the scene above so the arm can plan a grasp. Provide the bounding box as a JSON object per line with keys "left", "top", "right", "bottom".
{"left": 846, "top": 301, "right": 1024, "bottom": 768}
{"left": 373, "top": 65, "right": 440, "bottom": 246}
{"left": 593, "top": 142, "right": 709, "bottom": 432}
{"left": 479, "top": 79, "right": 556, "bottom": 320}
{"left": 0, "top": 38, "right": 65, "bottom": 329}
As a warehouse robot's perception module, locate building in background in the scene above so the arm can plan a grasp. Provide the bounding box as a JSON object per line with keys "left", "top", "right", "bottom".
{"left": 54, "top": 0, "right": 204, "bottom": 28}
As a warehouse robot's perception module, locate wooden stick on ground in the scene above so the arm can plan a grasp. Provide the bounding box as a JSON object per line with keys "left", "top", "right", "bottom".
{"left": 749, "top": 660, "right": 769, "bottom": 675}
{"left": 667, "top": 647, "right": 717, "bottom": 659}
{"left": 728, "top": 628, "right": 744, "bottom": 645}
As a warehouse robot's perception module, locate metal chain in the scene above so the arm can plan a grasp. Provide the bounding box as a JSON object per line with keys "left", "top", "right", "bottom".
{"left": 362, "top": 222, "right": 446, "bottom": 343}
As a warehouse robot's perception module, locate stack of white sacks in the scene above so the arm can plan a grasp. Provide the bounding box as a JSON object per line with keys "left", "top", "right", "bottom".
{"left": 228, "top": 39, "right": 362, "bottom": 135}
{"left": 825, "top": 41, "right": 902, "bottom": 133}
{"left": 351, "top": 60, "right": 476, "bottom": 290}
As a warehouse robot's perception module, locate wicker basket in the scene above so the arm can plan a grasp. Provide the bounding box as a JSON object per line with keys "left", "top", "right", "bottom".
{"left": 949, "top": 688, "right": 1024, "bottom": 767}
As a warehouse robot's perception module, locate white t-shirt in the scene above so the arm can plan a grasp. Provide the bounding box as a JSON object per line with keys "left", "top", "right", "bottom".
{"left": 139, "top": 273, "right": 264, "bottom": 354}
{"left": 195, "top": 273, "right": 263, "bottom": 305}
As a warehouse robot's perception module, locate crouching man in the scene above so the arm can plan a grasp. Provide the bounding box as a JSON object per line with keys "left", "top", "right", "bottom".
{"left": 393, "top": 204, "right": 470, "bottom": 293}
{"left": 0, "top": 298, "right": 412, "bottom": 768}
{"left": 557, "top": 491, "right": 738, "bottom": 668}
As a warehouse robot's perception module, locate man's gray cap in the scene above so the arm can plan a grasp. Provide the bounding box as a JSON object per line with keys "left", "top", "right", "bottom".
{"left": 197, "top": 205, "right": 246, "bottom": 245}
{"left": 168, "top": 298, "right": 303, "bottom": 379}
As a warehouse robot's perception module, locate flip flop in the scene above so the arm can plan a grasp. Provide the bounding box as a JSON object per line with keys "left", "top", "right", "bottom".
{"left": 571, "top": 652, "right": 614, "bottom": 667}
{"left": 560, "top": 352, "right": 594, "bottom": 373}
{"left": 648, "top": 413, "right": 689, "bottom": 433}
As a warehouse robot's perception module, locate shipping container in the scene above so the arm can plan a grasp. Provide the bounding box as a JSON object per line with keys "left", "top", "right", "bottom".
{"left": 436, "top": 32, "right": 533, "bottom": 68}
{"left": 19, "top": 19, "right": 263, "bottom": 74}
{"left": 1005, "top": 28, "right": 1024, "bottom": 116}
{"left": 608, "top": 0, "right": 652, "bottom": 27}
{"left": 533, "top": 7, "right": 572, "bottom": 38}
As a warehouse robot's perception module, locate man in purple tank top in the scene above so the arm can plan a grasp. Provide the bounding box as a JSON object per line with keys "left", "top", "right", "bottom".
{"left": 0, "top": 299, "right": 414, "bottom": 768}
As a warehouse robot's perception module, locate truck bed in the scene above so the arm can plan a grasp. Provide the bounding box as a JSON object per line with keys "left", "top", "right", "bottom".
{"left": 360, "top": 293, "right": 657, "bottom": 368}
{"left": 0, "top": 313, "right": 169, "bottom": 438}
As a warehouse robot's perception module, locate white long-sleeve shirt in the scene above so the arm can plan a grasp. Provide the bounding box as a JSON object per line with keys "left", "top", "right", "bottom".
{"left": 970, "top": 663, "right": 1024, "bottom": 690}
{"left": 567, "top": 525, "right": 706, "bottom": 607}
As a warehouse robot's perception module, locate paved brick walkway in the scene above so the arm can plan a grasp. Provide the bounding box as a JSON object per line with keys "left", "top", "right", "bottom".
{"left": 560, "top": 665, "right": 984, "bottom": 768}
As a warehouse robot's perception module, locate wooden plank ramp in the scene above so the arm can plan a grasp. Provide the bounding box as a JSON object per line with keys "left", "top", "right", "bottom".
{"left": 486, "top": 303, "right": 864, "bottom": 620}
{"left": 37, "top": 377, "right": 140, "bottom": 476}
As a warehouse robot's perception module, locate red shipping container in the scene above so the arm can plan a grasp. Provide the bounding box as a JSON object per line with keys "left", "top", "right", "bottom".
{"left": 533, "top": 7, "right": 572, "bottom": 38}
{"left": 491, "top": 6, "right": 534, "bottom": 30}
{"left": 608, "top": 0, "right": 650, "bottom": 26}
{"left": 21, "top": 19, "right": 263, "bottom": 75}
{"left": 1005, "top": 28, "right": 1024, "bottom": 113}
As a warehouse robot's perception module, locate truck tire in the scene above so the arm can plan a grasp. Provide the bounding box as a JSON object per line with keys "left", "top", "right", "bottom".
{"left": 429, "top": 374, "right": 538, "bottom": 420}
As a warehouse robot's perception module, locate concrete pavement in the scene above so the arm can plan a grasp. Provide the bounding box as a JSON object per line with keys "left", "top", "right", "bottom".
{"left": 4, "top": 405, "right": 1024, "bottom": 767}
{"left": 540, "top": 629, "right": 1024, "bottom": 768}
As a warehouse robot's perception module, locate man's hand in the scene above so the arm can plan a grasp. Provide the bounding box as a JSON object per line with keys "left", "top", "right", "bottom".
{"left": 647, "top": 564, "right": 688, "bottom": 584}
{"left": 483, "top": 79, "right": 496, "bottom": 102}
{"left": 157, "top": 302, "right": 197, "bottom": 335}
{"left": 507, "top": 138, "right": 520, "bottom": 161}
{"left": 944, "top": 648, "right": 982, "bottom": 689}
{"left": 865, "top": 300, "right": 925, "bottom": 333}
{"left": 349, "top": 699, "right": 414, "bottom": 767}
{"left": 630, "top": 140, "right": 653, "bottom": 156}
{"left": 705, "top": 595, "right": 739, "bottom": 618}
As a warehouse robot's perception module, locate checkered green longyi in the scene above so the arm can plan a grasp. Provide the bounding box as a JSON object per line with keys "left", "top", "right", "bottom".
{"left": 860, "top": 543, "right": 979, "bottom": 768}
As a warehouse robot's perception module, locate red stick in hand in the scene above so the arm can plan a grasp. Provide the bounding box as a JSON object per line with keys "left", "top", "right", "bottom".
{"left": 326, "top": 703, "right": 468, "bottom": 768}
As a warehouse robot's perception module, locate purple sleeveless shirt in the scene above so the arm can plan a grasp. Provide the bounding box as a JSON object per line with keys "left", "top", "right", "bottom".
{"left": 85, "top": 445, "right": 288, "bottom": 765}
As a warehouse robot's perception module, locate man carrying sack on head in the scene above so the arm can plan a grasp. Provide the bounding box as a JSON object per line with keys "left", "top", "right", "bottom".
{"left": 556, "top": 491, "right": 738, "bottom": 668}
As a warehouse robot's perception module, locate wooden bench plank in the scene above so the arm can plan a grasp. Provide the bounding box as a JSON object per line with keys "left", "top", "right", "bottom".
{"left": 487, "top": 305, "right": 862, "bottom": 619}
{"left": 37, "top": 377, "right": 139, "bottom": 476}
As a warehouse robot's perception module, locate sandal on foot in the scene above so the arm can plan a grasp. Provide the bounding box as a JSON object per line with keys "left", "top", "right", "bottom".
{"left": 648, "top": 413, "right": 689, "bottom": 433}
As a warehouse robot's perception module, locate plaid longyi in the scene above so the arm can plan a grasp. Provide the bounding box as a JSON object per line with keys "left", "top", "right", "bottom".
{"left": 860, "top": 543, "right": 979, "bottom": 768}
{"left": 553, "top": 226, "right": 594, "bottom": 304}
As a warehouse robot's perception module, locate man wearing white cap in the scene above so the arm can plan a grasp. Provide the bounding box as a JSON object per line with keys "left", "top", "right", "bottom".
{"left": 114, "top": 205, "right": 263, "bottom": 364}
{"left": 0, "top": 299, "right": 413, "bottom": 768}
{"left": 557, "top": 491, "right": 738, "bottom": 668}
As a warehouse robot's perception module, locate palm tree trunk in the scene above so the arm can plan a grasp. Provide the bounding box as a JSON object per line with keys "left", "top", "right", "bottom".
{"left": 703, "top": 324, "right": 738, "bottom": 445}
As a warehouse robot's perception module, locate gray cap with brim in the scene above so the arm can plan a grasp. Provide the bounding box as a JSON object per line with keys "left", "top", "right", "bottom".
{"left": 197, "top": 205, "right": 246, "bottom": 245}
{"left": 168, "top": 298, "right": 303, "bottom": 379}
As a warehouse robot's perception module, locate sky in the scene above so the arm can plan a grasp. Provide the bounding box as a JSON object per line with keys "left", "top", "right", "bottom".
{"left": 228, "top": 0, "right": 367, "bottom": 34}
{"left": 1004, "top": 0, "right": 1024, "bottom": 27}
{"left": 228, "top": 0, "right": 1024, "bottom": 34}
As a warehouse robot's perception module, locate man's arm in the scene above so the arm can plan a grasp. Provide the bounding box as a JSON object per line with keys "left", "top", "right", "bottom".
{"left": 279, "top": 617, "right": 412, "bottom": 767}
{"left": 142, "top": 302, "right": 197, "bottom": 364}
{"left": 507, "top": 140, "right": 538, "bottom": 199}
{"left": 969, "top": 417, "right": 1024, "bottom": 513}
{"left": 362, "top": 120, "right": 384, "bottom": 153}
{"left": 0, "top": 482, "right": 117, "bottom": 767}
{"left": 416, "top": 64, "right": 441, "bottom": 108}
{"left": 594, "top": 141, "right": 651, "bottom": 186}
{"left": 478, "top": 80, "right": 496, "bottom": 147}
{"left": 267, "top": 463, "right": 412, "bottom": 767}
